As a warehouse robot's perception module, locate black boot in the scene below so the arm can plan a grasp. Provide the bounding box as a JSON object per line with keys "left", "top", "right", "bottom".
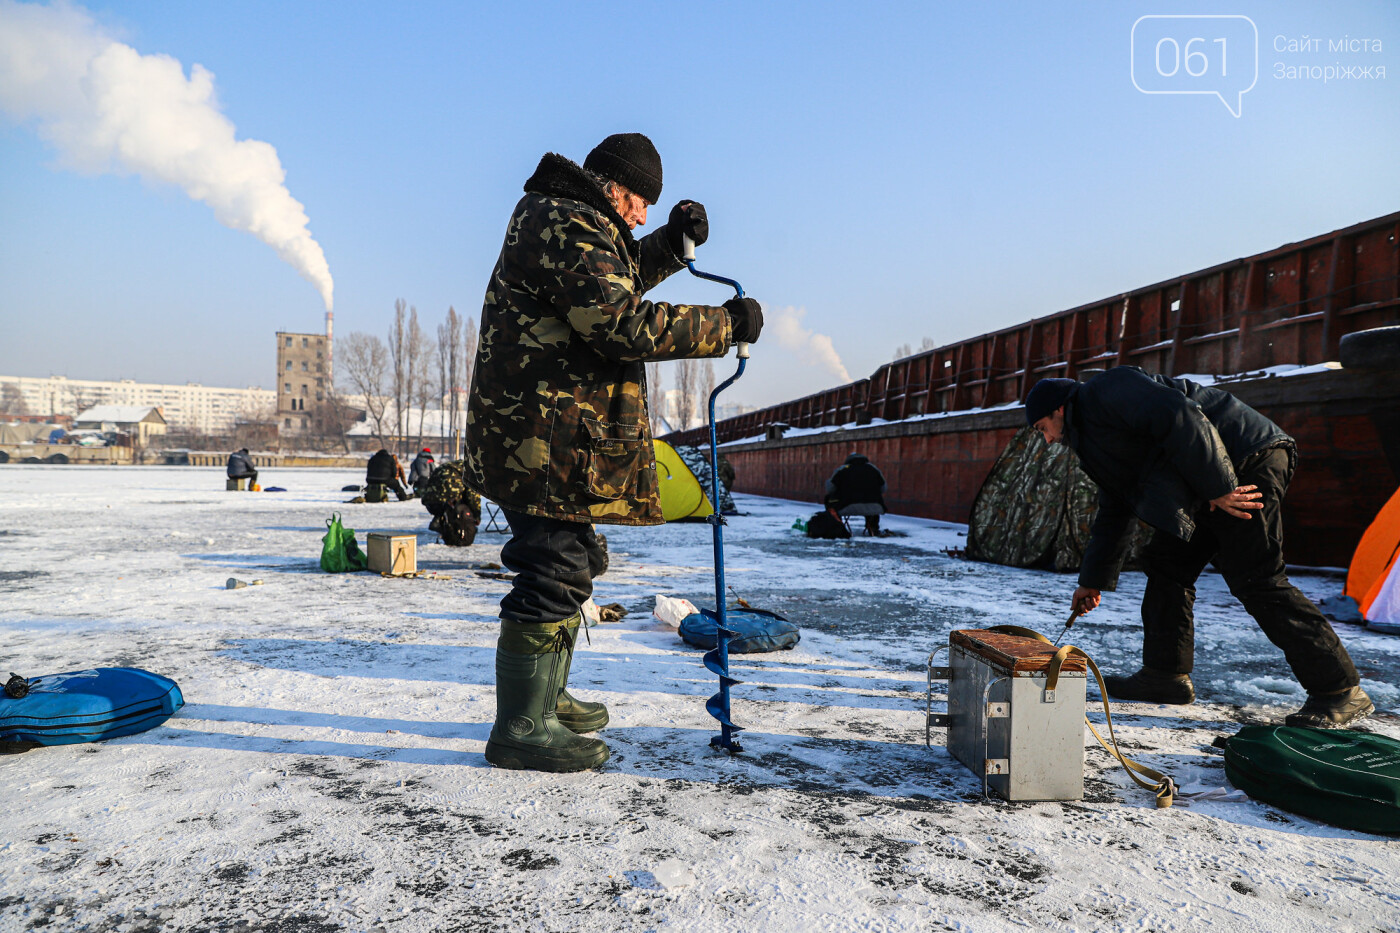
{"left": 483, "top": 619, "right": 609, "bottom": 772}
{"left": 1285, "top": 686, "right": 1373, "bottom": 728}
{"left": 1102, "top": 667, "right": 1195, "bottom": 704}
{"left": 553, "top": 615, "right": 609, "bottom": 734}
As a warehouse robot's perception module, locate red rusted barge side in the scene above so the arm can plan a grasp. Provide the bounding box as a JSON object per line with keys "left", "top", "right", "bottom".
{"left": 664, "top": 212, "right": 1400, "bottom": 569}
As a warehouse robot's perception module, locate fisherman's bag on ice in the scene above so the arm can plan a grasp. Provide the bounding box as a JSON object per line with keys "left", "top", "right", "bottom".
{"left": 1224, "top": 725, "right": 1400, "bottom": 833}
{"left": 679, "top": 608, "right": 801, "bottom": 653}
{"left": 1, "top": 668, "right": 184, "bottom": 746}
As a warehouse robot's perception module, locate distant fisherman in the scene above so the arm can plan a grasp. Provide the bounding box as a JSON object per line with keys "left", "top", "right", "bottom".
{"left": 226, "top": 448, "right": 256, "bottom": 490}
{"left": 1026, "top": 368, "right": 1371, "bottom": 728}
{"left": 464, "top": 132, "right": 764, "bottom": 772}
{"left": 408, "top": 447, "right": 435, "bottom": 495}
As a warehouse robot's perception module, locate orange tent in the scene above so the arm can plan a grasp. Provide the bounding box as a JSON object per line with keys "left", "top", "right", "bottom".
{"left": 1347, "top": 485, "right": 1400, "bottom": 618}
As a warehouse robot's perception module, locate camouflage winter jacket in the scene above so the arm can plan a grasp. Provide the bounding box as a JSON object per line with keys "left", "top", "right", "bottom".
{"left": 464, "top": 153, "right": 733, "bottom": 525}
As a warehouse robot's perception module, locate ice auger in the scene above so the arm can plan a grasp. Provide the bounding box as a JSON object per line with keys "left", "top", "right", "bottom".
{"left": 682, "top": 233, "right": 749, "bottom": 754}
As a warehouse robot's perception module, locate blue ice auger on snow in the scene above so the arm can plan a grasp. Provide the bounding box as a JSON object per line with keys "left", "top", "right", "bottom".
{"left": 683, "top": 233, "right": 748, "bottom": 754}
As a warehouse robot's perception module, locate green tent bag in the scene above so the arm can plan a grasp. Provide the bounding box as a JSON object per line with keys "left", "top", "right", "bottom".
{"left": 320, "top": 512, "right": 367, "bottom": 573}
{"left": 1224, "top": 725, "right": 1400, "bottom": 834}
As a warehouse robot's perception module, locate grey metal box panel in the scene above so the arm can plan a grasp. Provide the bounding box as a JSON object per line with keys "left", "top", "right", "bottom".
{"left": 946, "top": 641, "right": 1086, "bottom": 801}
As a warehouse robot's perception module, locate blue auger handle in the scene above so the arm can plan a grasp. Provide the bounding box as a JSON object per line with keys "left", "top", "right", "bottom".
{"left": 683, "top": 233, "right": 747, "bottom": 754}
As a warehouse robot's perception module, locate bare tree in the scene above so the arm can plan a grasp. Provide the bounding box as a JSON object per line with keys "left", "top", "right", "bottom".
{"left": 436, "top": 307, "right": 461, "bottom": 460}
{"left": 339, "top": 331, "right": 392, "bottom": 448}
{"left": 646, "top": 362, "right": 665, "bottom": 435}
{"left": 306, "top": 389, "right": 356, "bottom": 453}
{"left": 407, "top": 307, "right": 432, "bottom": 452}
{"left": 699, "top": 359, "right": 715, "bottom": 426}
{"left": 458, "top": 315, "right": 478, "bottom": 459}
{"left": 0, "top": 383, "right": 29, "bottom": 415}
{"left": 388, "top": 299, "right": 408, "bottom": 453}
{"left": 674, "top": 358, "right": 699, "bottom": 432}
{"left": 894, "top": 336, "right": 938, "bottom": 361}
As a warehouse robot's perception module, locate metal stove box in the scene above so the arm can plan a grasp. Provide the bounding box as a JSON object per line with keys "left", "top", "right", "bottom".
{"left": 930, "top": 629, "right": 1087, "bottom": 801}
{"left": 367, "top": 533, "right": 416, "bottom": 575}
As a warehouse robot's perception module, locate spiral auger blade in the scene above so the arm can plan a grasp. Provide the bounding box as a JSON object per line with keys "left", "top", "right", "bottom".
{"left": 702, "top": 611, "right": 744, "bottom": 749}
{"left": 682, "top": 232, "right": 749, "bottom": 756}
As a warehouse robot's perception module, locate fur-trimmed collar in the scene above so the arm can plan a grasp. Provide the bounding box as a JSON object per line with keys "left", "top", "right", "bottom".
{"left": 523, "top": 152, "right": 638, "bottom": 260}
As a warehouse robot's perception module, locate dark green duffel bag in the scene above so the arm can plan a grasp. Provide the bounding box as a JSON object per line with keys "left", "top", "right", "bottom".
{"left": 1224, "top": 725, "right": 1400, "bottom": 833}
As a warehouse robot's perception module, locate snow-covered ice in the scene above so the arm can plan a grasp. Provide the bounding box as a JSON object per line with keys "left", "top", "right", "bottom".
{"left": 2, "top": 466, "right": 1398, "bottom": 932}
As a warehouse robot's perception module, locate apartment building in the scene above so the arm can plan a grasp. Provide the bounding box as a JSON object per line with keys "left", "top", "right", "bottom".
{"left": 0, "top": 374, "right": 274, "bottom": 434}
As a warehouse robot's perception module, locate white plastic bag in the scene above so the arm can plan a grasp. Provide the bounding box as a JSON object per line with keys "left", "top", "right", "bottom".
{"left": 653, "top": 595, "right": 698, "bottom": 629}
{"left": 582, "top": 598, "right": 601, "bottom": 626}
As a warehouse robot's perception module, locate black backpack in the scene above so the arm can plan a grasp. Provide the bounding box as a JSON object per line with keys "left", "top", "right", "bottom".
{"left": 806, "top": 510, "right": 850, "bottom": 539}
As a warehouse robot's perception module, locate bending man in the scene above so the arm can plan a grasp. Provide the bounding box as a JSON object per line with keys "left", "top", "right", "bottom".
{"left": 1025, "top": 368, "right": 1370, "bottom": 728}
{"left": 465, "top": 132, "right": 763, "bottom": 771}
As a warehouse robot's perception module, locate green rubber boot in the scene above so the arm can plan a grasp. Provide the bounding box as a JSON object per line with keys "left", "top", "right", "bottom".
{"left": 483, "top": 618, "right": 609, "bottom": 772}
{"left": 554, "top": 616, "right": 609, "bottom": 734}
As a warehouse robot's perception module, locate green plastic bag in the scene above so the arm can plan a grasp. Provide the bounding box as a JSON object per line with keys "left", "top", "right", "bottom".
{"left": 1224, "top": 725, "right": 1400, "bottom": 834}
{"left": 320, "top": 512, "right": 367, "bottom": 573}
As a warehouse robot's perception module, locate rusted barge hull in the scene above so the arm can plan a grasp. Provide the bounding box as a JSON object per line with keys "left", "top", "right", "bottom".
{"left": 718, "top": 368, "right": 1400, "bottom": 569}
{"left": 666, "top": 211, "right": 1400, "bottom": 569}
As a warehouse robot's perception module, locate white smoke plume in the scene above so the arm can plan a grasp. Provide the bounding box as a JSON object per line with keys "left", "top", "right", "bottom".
{"left": 0, "top": 0, "right": 334, "bottom": 310}
{"left": 766, "top": 305, "right": 851, "bottom": 384}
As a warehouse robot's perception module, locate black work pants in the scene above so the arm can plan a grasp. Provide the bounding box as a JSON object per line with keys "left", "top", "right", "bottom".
{"left": 498, "top": 509, "right": 607, "bottom": 626}
{"left": 368, "top": 476, "right": 409, "bottom": 500}
{"left": 1138, "top": 447, "right": 1359, "bottom": 694}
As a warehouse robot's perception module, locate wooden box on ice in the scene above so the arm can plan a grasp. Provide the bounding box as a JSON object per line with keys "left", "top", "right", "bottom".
{"left": 367, "top": 533, "right": 416, "bottom": 575}
{"left": 937, "top": 629, "right": 1086, "bottom": 801}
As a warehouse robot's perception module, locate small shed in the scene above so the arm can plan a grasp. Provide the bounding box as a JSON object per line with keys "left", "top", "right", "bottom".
{"left": 74, "top": 405, "right": 168, "bottom": 447}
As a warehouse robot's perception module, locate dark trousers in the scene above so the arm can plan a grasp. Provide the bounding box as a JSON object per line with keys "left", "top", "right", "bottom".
{"left": 1138, "top": 447, "right": 1359, "bottom": 694}
{"left": 498, "top": 509, "right": 607, "bottom": 626}
{"left": 369, "top": 476, "right": 409, "bottom": 500}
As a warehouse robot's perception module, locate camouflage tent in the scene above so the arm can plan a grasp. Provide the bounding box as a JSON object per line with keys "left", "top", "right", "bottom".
{"left": 967, "top": 426, "right": 1151, "bottom": 572}
{"left": 675, "top": 445, "right": 737, "bottom": 515}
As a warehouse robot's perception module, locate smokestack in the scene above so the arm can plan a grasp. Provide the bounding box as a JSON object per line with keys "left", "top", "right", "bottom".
{"left": 325, "top": 311, "right": 333, "bottom": 381}
{"left": 0, "top": 1, "right": 335, "bottom": 310}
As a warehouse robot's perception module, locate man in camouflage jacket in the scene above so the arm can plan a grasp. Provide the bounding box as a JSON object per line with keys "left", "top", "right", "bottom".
{"left": 466, "top": 132, "right": 764, "bottom": 772}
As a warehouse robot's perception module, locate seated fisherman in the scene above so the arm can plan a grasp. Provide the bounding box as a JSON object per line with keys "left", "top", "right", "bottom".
{"left": 408, "top": 447, "right": 436, "bottom": 494}
{"left": 226, "top": 448, "right": 257, "bottom": 490}
{"left": 366, "top": 448, "right": 410, "bottom": 501}
{"left": 824, "top": 451, "right": 888, "bottom": 534}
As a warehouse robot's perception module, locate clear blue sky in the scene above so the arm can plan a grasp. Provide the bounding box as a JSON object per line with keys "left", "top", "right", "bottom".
{"left": 1, "top": 0, "right": 1396, "bottom": 407}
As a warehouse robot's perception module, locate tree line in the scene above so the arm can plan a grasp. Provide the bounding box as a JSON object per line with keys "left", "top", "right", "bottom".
{"left": 338, "top": 301, "right": 477, "bottom": 457}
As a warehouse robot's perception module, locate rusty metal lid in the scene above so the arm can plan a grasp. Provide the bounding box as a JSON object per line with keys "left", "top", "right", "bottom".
{"left": 950, "top": 629, "right": 1089, "bottom": 674}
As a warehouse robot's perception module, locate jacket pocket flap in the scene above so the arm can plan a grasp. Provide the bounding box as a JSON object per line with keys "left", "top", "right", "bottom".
{"left": 583, "top": 418, "right": 641, "bottom": 452}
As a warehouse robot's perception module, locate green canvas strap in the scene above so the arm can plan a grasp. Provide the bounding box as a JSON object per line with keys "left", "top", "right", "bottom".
{"left": 986, "top": 624, "right": 1178, "bottom": 809}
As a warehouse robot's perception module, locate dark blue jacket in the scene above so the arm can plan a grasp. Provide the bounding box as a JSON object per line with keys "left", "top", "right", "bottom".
{"left": 1066, "top": 366, "right": 1292, "bottom": 590}
{"left": 226, "top": 451, "right": 255, "bottom": 478}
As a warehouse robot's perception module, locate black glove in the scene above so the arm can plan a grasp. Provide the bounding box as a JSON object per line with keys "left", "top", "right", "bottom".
{"left": 666, "top": 200, "right": 708, "bottom": 257}
{"left": 724, "top": 297, "right": 763, "bottom": 344}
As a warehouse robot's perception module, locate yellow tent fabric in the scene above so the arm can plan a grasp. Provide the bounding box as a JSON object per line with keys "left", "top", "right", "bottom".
{"left": 1346, "top": 485, "right": 1400, "bottom": 612}
{"left": 654, "top": 440, "right": 714, "bottom": 521}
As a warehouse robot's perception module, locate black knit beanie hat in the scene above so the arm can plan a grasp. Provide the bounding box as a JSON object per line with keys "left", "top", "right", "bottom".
{"left": 584, "top": 133, "right": 663, "bottom": 204}
{"left": 1024, "top": 378, "right": 1077, "bottom": 427}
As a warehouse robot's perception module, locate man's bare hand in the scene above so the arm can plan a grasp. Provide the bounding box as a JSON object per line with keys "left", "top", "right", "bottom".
{"left": 1072, "top": 586, "right": 1101, "bottom": 615}
{"left": 1209, "top": 485, "right": 1263, "bottom": 519}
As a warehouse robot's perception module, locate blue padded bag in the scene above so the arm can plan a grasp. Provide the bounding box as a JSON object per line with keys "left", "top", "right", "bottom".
{"left": 678, "top": 607, "right": 801, "bottom": 653}
{"left": 0, "top": 668, "right": 184, "bottom": 746}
